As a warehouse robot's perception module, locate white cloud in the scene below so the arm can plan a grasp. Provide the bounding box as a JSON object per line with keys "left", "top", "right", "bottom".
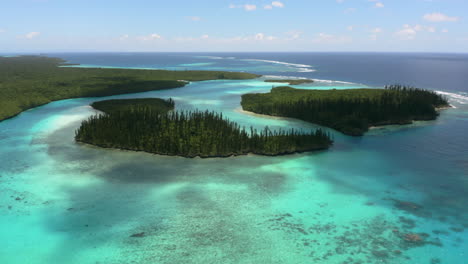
{"left": 188, "top": 16, "right": 201, "bottom": 21}
{"left": 232, "top": 2, "right": 282, "bottom": 11}
{"left": 119, "top": 34, "right": 129, "bottom": 40}
{"left": 423, "top": 13, "right": 459, "bottom": 22}
{"left": 375, "top": 2, "right": 384, "bottom": 8}
{"left": 313, "top": 33, "right": 352, "bottom": 44}
{"left": 0, "top": 29, "right": 5, "bottom": 33}
{"left": 138, "top": 33, "right": 162, "bottom": 41}
{"left": 271, "top": 1, "right": 284, "bottom": 8}
{"left": 254, "top": 33, "right": 276, "bottom": 40}
{"left": 396, "top": 27, "right": 417, "bottom": 39}
{"left": 395, "top": 24, "right": 437, "bottom": 39}
{"left": 25, "top": 32, "right": 40, "bottom": 39}
{"left": 347, "top": 26, "right": 354, "bottom": 31}
{"left": 442, "top": 29, "right": 449, "bottom": 33}
{"left": 370, "top": 27, "right": 382, "bottom": 33}
{"left": 244, "top": 4, "right": 257, "bottom": 11}
{"left": 285, "top": 30, "right": 302, "bottom": 40}
{"left": 264, "top": 2, "right": 284, "bottom": 10}
{"left": 336, "top": 0, "right": 345, "bottom": 3}
{"left": 201, "top": 34, "right": 209, "bottom": 39}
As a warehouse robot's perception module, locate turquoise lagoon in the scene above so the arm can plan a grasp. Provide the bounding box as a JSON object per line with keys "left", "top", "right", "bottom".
{"left": 0, "top": 54, "right": 467, "bottom": 264}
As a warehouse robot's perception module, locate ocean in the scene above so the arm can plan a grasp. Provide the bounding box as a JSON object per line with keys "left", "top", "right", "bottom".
{"left": 0, "top": 52, "right": 467, "bottom": 264}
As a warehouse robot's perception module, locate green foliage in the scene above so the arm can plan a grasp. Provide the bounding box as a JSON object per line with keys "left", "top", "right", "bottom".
{"left": 241, "top": 85, "right": 450, "bottom": 136}
{"left": 75, "top": 100, "right": 333, "bottom": 158}
{"left": 0, "top": 56, "right": 259, "bottom": 121}
{"left": 264, "top": 79, "right": 314, "bottom": 85}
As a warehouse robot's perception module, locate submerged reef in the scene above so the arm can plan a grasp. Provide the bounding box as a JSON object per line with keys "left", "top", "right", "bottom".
{"left": 265, "top": 213, "right": 447, "bottom": 264}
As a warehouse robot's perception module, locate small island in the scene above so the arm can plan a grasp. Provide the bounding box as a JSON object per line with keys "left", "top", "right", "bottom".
{"left": 241, "top": 85, "right": 450, "bottom": 136}
{"left": 0, "top": 56, "right": 259, "bottom": 121}
{"left": 75, "top": 98, "right": 333, "bottom": 158}
{"left": 265, "top": 79, "right": 314, "bottom": 85}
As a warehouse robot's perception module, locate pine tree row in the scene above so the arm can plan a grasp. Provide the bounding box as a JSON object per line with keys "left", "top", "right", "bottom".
{"left": 242, "top": 85, "right": 449, "bottom": 136}
{"left": 75, "top": 109, "right": 333, "bottom": 157}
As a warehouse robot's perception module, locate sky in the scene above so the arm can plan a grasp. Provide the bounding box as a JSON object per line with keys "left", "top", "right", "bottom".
{"left": 1, "top": 0, "right": 467, "bottom": 52}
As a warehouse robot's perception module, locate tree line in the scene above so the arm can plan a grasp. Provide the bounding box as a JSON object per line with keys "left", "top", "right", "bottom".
{"left": 241, "top": 85, "right": 450, "bottom": 136}
{"left": 75, "top": 102, "right": 333, "bottom": 157}
{"left": 0, "top": 55, "right": 258, "bottom": 121}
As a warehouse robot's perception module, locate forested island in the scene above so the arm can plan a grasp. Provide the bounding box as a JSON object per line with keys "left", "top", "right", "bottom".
{"left": 241, "top": 85, "right": 450, "bottom": 136}
{"left": 75, "top": 98, "right": 333, "bottom": 158}
{"left": 265, "top": 79, "right": 314, "bottom": 85}
{"left": 0, "top": 56, "right": 259, "bottom": 121}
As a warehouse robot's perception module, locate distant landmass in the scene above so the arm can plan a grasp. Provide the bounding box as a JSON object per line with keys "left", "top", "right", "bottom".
{"left": 0, "top": 56, "right": 259, "bottom": 121}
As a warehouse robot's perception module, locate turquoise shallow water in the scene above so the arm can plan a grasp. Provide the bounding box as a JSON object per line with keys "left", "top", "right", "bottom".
{"left": 1, "top": 54, "right": 467, "bottom": 264}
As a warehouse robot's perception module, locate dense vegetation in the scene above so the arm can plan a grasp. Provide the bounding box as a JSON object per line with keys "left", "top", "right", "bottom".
{"left": 265, "top": 79, "right": 314, "bottom": 85}
{"left": 0, "top": 56, "right": 259, "bottom": 121}
{"left": 75, "top": 99, "right": 332, "bottom": 158}
{"left": 241, "top": 85, "right": 450, "bottom": 136}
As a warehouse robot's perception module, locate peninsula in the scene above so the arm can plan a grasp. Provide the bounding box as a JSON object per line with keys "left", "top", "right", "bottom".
{"left": 241, "top": 85, "right": 449, "bottom": 136}
{"left": 0, "top": 56, "right": 259, "bottom": 121}
{"left": 75, "top": 98, "right": 333, "bottom": 158}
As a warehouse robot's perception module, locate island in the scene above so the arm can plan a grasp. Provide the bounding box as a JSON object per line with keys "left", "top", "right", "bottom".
{"left": 0, "top": 56, "right": 259, "bottom": 121}
{"left": 75, "top": 98, "right": 333, "bottom": 158}
{"left": 264, "top": 79, "right": 314, "bottom": 85}
{"left": 241, "top": 85, "right": 450, "bottom": 136}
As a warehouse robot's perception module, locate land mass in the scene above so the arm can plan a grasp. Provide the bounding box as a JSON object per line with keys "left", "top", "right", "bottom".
{"left": 265, "top": 79, "right": 314, "bottom": 85}
{"left": 0, "top": 56, "right": 259, "bottom": 121}
{"left": 241, "top": 85, "right": 450, "bottom": 136}
{"left": 75, "top": 98, "right": 333, "bottom": 158}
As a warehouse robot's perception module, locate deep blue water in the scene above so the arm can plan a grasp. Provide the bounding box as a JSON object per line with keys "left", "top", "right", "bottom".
{"left": 51, "top": 52, "right": 468, "bottom": 92}
{"left": 0, "top": 52, "right": 467, "bottom": 264}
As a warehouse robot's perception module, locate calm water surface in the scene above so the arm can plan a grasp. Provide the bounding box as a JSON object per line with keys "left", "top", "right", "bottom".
{"left": 0, "top": 53, "right": 467, "bottom": 264}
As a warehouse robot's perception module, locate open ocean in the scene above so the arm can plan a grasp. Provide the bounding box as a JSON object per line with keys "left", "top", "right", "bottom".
{"left": 0, "top": 52, "right": 467, "bottom": 264}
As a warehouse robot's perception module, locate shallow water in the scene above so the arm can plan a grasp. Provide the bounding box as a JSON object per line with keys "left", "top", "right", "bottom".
{"left": 0, "top": 53, "right": 467, "bottom": 264}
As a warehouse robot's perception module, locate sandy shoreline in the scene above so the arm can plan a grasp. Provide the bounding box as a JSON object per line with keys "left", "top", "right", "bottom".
{"left": 235, "top": 107, "right": 289, "bottom": 120}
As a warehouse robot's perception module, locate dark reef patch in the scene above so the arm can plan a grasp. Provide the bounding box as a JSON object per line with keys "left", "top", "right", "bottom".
{"left": 265, "top": 213, "right": 447, "bottom": 264}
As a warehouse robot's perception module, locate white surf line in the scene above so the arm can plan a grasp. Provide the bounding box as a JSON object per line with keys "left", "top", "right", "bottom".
{"left": 242, "top": 58, "right": 316, "bottom": 72}
{"left": 242, "top": 59, "right": 312, "bottom": 68}
{"left": 263, "top": 75, "right": 310, "bottom": 80}
{"left": 193, "top": 56, "right": 224, "bottom": 60}
{"left": 313, "top": 79, "right": 357, "bottom": 85}
{"left": 262, "top": 76, "right": 366, "bottom": 87}
{"left": 436, "top": 91, "right": 468, "bottom": 106}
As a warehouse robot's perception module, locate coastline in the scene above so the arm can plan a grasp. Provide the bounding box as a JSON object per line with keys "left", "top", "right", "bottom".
{"left": 0, "top": 55, "right": 260, "bottom": 122}
{"left": 235, "top": 107, "right": 292, "bottom": 120}
{"left": 75, "top": 139, "right": 329, "bottom": 159}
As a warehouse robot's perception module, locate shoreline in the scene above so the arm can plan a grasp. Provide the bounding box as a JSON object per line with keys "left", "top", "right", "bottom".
{"left": 0, "top": 55, "right": 260, "bottom": 122}
{"left": 75, "top": 140, "right": 329, "bottom": 159}
{"left": 240, "top": 106, "right": 451, "bottom": 136}
{"left": 235, "top": 107, "right": 292, "bottom": 120}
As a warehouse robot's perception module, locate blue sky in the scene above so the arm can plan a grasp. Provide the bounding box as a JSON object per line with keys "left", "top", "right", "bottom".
{"left": 1, "top": 0, "right": 467, "bottom": 52}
